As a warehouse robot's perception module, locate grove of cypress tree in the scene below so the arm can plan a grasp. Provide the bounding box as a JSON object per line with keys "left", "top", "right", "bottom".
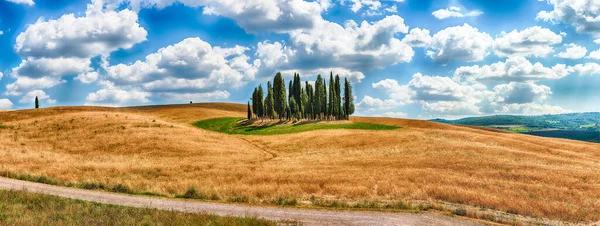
{"left": 35, "top": 96, "right": 39, "bottom": 109}
{"left": 273, "top": 72, "right": 287, "bottom": 120}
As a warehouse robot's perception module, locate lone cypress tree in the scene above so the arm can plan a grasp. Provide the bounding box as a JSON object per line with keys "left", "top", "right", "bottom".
{"left": 273, "top": 72, "right": 287, "bottom": 120}
{"left": 35, "top": 96, "right": 39, "bottom": 109}
{"left": 247, "top": 101, "right": 252, "bottom": 120}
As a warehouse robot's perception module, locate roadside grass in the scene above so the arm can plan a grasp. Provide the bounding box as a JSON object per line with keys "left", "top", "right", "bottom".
{"left": 0, "top": 189, "right": 277, "bottom": 226}
{"left": 193, "top": 117, "right": 399, "bottom": 135}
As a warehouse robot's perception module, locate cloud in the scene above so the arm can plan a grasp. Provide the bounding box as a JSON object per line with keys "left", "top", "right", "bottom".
{"left": 587, "top": 49, "right": 600, "bottom": 59}
{"left": 85, "top": 88, "right": 151, "bottom": 106}
{"left": 105, "top": 37, "right": 257, "bottom": 91}
{"left": 103, "top": 0, "right": 328, "bottom": 33}
{"left": 0, "top": 72, "right": 3, "bottom": 81}
{"left": 556, "top": 43, "right": 587, "bottom": 59}
{"left": 15, "top": 3, "right": 147, "bottom": 59}
{"left": 494, "top": 26, "right": 562, "bottom": 58}
{"left": 356, "top": 95, "right": 405, "bottom": 111}
{"left": 426, "top": 24, "right": 493, "bottom": 64}
{"left": 89, "top": 37, "right": 257, "bottom": 106}
{"left": 75, "top": 71, "right": 99, "bottom": 84}
{"left": 453, "top": 57, "right": 569, "bottom": 83}
{"left": 493, "top": 82, "right": 552, "bottom": 104}
{"left": 368, "top": 72, "right": 566, "bottom": 118}
{"left": 537, "top": 0, "right": 600, "bottom": 37}
{"left": 567, "top": 63, "right": 600, "bottom": 76}
{"left": 432, "top": 6, "right": 483, "bottom": 20}
{"left": 19, "top": 90, "right": 56, "bottom": 104}
{"left": 5, "top": 76, "right": 65, "bottom": 96}
{"left": 372, "top": 78, "right": 413, "bottom": 104}
{"left": 6, "top": 0, "right": 34, "bottom": 5}
{"left": 12, "top": 57, "right": 92, "bottom": 78}
{"left": 0, "top": 99, "right": 13, "bottom": 109}
{"left": 256, "top": 15, "right": 413, "bottom": 79}
{"left": 279, "top": 68, "right": 365, "bottom": 83}
{"left": 343, "top": 0, "right": 403, "bottom": 15}
{"left": 380, "top": 111, "right": 407, "bottom": 118}
{"left": 402, "top": 28, "right": 432, "bottom": 47}
{"left": 9, "top": 1, "right": 147, "bottom": 98}
{"left": 156, "top": 90, "right": 231, "bottom": 102}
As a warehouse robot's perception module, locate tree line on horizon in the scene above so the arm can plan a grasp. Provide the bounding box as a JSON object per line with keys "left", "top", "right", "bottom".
{"left": 247, "top": 72, "right": 354, "bottom": 121}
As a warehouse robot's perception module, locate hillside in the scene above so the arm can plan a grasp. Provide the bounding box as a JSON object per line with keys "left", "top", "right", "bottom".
{"left": 433, "top": 113, "right": 600, "bottom": 143}
{"left": 1, "top": 103, "right": 600, "bottom": 223}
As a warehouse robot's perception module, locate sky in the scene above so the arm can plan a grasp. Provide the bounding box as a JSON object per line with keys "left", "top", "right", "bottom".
{"left": 0, "top": 0, "right": 599, "bottom": 119}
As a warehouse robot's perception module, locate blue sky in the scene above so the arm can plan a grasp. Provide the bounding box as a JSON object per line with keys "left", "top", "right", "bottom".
{"left": 0, "top": 0, "right": 599, "bottom": 119}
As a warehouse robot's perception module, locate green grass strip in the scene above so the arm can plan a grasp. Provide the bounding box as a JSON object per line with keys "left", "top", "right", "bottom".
{"left": 193, "top": 117, "right": 399, "bottom": 135}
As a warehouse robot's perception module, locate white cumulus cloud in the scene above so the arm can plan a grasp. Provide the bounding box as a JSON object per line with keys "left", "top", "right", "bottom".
{"left": 426, "top": 24, "right": 493, "bottom": 64}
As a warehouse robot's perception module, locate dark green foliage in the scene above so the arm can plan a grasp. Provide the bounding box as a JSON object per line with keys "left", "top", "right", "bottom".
{"left": 265, "top": 82, "right": 275, "bottom": 119}
{"left": 273, "top": 72, "right": 287, "bottom": 120}
{"left": 314, "top": 75, "right": 324, "bottom": 119}
{"left": 335, "top": 75, "right": 341, "bottom": 119}
{"left": 328, "top": 72, "right": 335, "bottom": 119}
{"left": 34, "top": 96, "right": 39, "bottom": 109}
{"left": 256, "top": 85, "right": 264, "bottom": 118}
{"left": 290, "top": 98, "right": 299, "bottom": 120}
{"left": 343, "top": 78, "right": 354, "bottom": 119}
{"left": 247, "top": 101, "right": 252, "bottom": 120}
{"left": 305, "top": 81, "right": 314, "bottom": 119}
{"left": 293, "top": 73, "right": 302, "bottom": 114}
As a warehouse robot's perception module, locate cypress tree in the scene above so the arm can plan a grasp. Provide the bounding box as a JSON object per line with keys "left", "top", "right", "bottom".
{"left": 321, "top": 79, "right": 327, "bottom": 119}
{"left": 300, "top": 88, "right": 308, "bottom": 119}
{"left": 305, "top": 81, "right": 314, "bottom": 120}
{"left": 35, "top": 96, "right": 39, "bottom": 109}
{"left": 314, "top": 75, "right": 323, "bottom": 120}
{"left": 344, "top": 78, "right": 354, "bottom": 120}
{"left": 252, "top": 88, "right": 258, "bottom": 119}
{"left": 335, "top": 75, "right": 341, "bottom": 120}
{"left": 257, "top": 85, "right": 265, "bottom": 119}
{"left": 328, "top": 72, "right": 335, "bottom": 120}
{"left": 247, "top": 101, "right": 252, "bottom": 120}
{"left": 265, "top": 81, "right": 275, "bottom": 119}
{"left": 273, "top": 72, "right": 287, "bottom": 120}
{"left": 294, "top": 73, "right": 302, "bottom": 115}
{"left": 290, "top": 98, "right": 299, "bottom": 121}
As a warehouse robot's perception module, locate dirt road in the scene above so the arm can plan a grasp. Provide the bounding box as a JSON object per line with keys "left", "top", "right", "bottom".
{"left": 0, "top": 177, "right": 480, "bottom": 225}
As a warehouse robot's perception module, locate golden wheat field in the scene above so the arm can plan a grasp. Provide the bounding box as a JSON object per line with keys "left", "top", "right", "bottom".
{"left": 1, "top": 103, "right": 599, "bottom": 223}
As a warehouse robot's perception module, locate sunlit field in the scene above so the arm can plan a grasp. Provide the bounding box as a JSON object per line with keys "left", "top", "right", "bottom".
{"left": 1, "top": 103, "right": 600, "bottom": 223}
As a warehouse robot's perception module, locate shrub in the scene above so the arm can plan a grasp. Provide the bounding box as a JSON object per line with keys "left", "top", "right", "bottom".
{"left": 111, "top": 184, "right": 133, "bottom": 194}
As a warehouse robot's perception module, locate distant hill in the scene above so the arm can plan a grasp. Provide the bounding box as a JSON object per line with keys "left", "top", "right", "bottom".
{"left": 432, "top": 112, "right": 600, "bottom": 143}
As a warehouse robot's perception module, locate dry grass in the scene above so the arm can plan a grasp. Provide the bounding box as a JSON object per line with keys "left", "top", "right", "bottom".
{"left": 1, "top": 103, "right": 600, "bottom": 223}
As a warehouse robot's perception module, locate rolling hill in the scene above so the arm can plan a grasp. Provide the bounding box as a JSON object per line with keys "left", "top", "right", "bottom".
{"left": 1, "top": 103, "right": 599, "bottom": 224}
{"left": 432, "top": 113, "right": 600, "bottom": 143}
